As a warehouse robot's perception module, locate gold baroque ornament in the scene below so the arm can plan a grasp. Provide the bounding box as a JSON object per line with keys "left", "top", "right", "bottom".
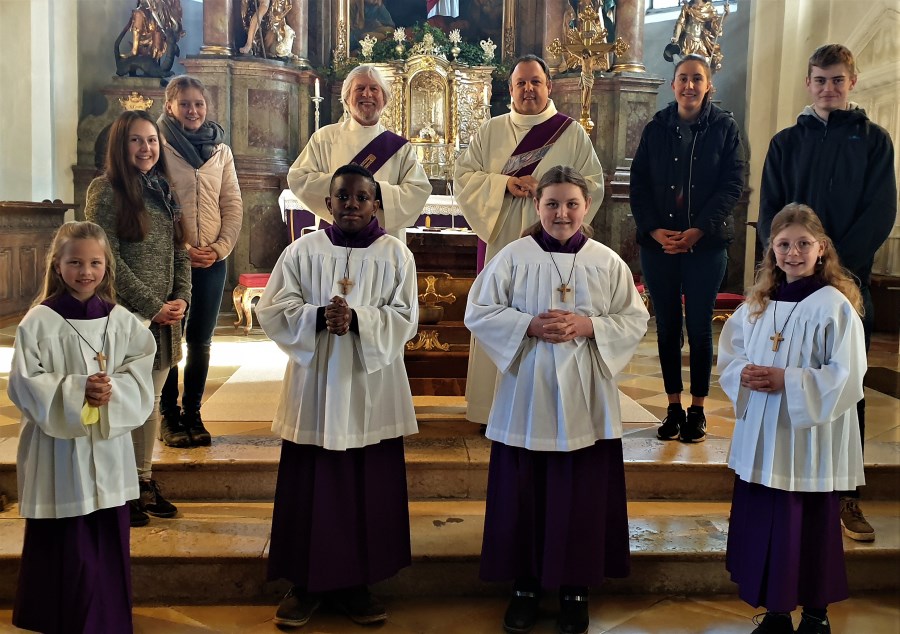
{"left": 406, "top": 330, "right": 450, "bottom": 352}
{"left": 119, "top": 91, "right": 154, "bottom": 111}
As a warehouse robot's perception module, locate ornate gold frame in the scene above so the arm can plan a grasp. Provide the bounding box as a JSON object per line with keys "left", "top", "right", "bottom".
{"left": 333, "top": 0, "right": 517, "bottom": 64}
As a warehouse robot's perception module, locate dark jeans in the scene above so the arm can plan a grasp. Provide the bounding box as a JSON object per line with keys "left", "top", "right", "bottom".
{"left": 640, "top": 246, "right": 727, "bottom": 398}
{"left": 161, "top": 259, "right": 227, "bottom": 415}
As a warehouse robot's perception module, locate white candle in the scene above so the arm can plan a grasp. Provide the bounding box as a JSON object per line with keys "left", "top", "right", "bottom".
{"left": 483, "top": 85, "right": 489, "bottom": 106}
{"left": 455, "top": 136, "right": 460, "bottom": 151}
{"left": 314, "top": 78, "right": 320, "bottom": 99}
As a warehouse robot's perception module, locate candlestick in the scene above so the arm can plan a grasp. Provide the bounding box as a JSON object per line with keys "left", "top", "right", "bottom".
{"left": 311, "top": 94, "right": 324, "bottom": 132}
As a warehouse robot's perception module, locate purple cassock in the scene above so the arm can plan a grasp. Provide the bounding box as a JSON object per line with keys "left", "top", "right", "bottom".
{"left": 14, "top": 294, "right": 134, "bottom": 634}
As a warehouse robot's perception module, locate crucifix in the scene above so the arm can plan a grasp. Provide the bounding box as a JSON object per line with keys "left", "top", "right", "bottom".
{"left": 557, "top": 283, "right": 572, "bottom": 302}
{"left": 338, "top": 277, "right": 354, "bottom": 295}
{"left": 769, "top": 332, "right": 784, "bottom": 352}
{"left": 95, "top": 351, "right": 107, "bottom": 372}
{"left": 546, "top": 2, "right": 630, "bottom": 134}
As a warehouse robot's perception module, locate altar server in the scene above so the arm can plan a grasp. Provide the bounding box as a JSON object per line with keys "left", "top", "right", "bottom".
{"left": 9, "top": 221, "right": 156, "bottom": 634}
{"left": 288, "top": 64, "right": 430, "bottom": 238}
{"left": 257, "top": 164, "right": 419, "bottom": 629}
{"left": 465, "top": 166, "right": 648, "bottom": 634}
{"left": 454, "top": 54, "right": 604, "bottom": 424}
{"left": 718, "top": 204, "right": 866, "bottom": 634}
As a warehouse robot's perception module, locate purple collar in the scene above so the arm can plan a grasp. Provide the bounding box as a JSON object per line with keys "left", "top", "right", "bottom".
{"left": 324, "top": 217, "right": 386, "bottom": 248}
{"left": 772, "top": 275, "right": 827, "bottom": 302}
{"left": 532, "top": 229, "right": 587, "bottom": 253}
{"left": 42, "top": 293, "right": 113, "bottom": 319}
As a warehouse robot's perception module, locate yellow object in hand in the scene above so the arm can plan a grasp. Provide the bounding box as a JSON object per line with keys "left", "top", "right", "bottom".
{"left": 81, "top": 402, "right": 100, "bottom": 425}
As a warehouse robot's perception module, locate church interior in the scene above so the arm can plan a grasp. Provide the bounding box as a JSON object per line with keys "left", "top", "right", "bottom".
{"left": 0, "top": 0, "right": 899, "bottom": 631}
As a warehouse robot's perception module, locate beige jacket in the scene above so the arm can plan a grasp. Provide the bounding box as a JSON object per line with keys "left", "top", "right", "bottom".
{"left": 163, "top": 141, "right": 243, "bottom": 260}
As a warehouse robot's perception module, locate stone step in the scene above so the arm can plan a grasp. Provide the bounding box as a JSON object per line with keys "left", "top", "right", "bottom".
{"left": 1, "top": 500, "right": 897, "bottom": 604}
{"left": 1, "top": 420, "right": 898, "bottom": 504}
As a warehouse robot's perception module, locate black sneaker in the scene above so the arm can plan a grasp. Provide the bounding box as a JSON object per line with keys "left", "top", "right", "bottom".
{"left": 330, "top": 585, "right": 387, "bottom": 625}
{"left": 182, "top": 410, "right": 212, "bottom": 447}
{"left": 657, "top": 405, "right": 684, "bottom": 440}
{"left": 680, "top": 406, "right": 707, "bottom": 443}
{"left": 503, "top": 590, "right": 540, "bottom": 633}
{"left": 158, "top": 408, "right": 191, "bottom": 448}
{"left": 129, "top": 499, "right": 149, "bottom": 527}
{"left": 557, "top": 589, "right": 589, "bottom": 634}
{"left": 751, "top": 612, "right": 794, "bottom": 634}
{"left": 797, "top": 612, "right": 830, "bottom": 634}
{"left": 139, "top": 479, "right": 178, "bottom": 518}
{"left": 273, "top": 586, "right": 320, "bottom": 628}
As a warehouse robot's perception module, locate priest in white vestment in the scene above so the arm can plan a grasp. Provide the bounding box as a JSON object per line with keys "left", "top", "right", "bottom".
{"left": 288, "top": 65, "right": 430, "bottom": 240}
{"left": 454, "top": 54, "right": 605, "bottom": 423}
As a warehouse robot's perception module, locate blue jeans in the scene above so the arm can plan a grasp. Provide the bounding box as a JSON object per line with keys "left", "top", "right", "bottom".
{"left": 640, "top": 246, "right": 727, "bottom": 398}
{"left": 161, "top": 259, "right": 227, "bottom": 414}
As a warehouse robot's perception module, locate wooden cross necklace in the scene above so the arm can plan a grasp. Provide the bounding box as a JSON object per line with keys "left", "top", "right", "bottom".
{"left": 770, "top": 299, "right": 801, "bottom": 352}
{"left": 338, "top": 246, "right": 354, "bottom": 295}
{"left": 62, "top": 309, "right": 111, "bottom": 372}
{"left": 548, "top": 252, "right": 577, "bottom": 302}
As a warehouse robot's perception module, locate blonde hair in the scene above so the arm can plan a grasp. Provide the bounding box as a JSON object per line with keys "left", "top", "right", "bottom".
{"left": 747, "top": 203, "right": 862, "bottom": 319}
{"left": 36, "top": 221, "right": 116, "bottom": 306}
{"left": 164, "top": 75, "right": 210, "bottom": 106}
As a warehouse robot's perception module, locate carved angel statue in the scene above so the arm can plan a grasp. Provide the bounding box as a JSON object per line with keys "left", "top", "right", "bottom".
{"left": 666, "top": 0, "right": 729, "bottom": 71}
{"left": 114, "top": 0, "right": 183, "bottom": 77}
{"left": 239, "top": 0, "right": 296, "bottom": 59}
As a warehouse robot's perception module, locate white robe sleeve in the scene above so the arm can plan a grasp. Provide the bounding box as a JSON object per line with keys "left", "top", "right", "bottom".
{"left": 287, "top": 130, "right": 333, "bottom": 221}
{"left": 588, "top": 256, "right": 650, "bottom": 379}
{"left": 784, "top": 302, "right": 866, "bottom": 430}
{"left": 717, "top": 304, "right": 752, "bottom": 421}
{"left": 354, "top": 248, "right": 420, "bottom": 374}
{"left": 464, "top": 251, "right": 534, "bottom": 373}
{"left": 375, "top": 144, "right": 431, "bottom": 234}
{"left": 101, "top": 316, "right": 157, "bottom": 440}
{"left": 256, "top": 245, "right": 322, "bottom": 366}
{"left": 454, "top": 121, "right": 515, "bottom": 243}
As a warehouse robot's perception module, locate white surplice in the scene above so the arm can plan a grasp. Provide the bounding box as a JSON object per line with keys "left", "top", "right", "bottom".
{"left": 256, "top": 231, "right": 419, "bottom": 450}
{"left": 287, "top": 118, "right": 431, "bottom": 239}
{"left": 454, "top": 100, "right": 605, "bottom": 423}
{"left": 464, "top": 237, "right": 648, "bottom": 451}
{"left": 9, "top": 305, "right": 156, "bottom": 518}
{"left": 717, "top": 286, "right": 867, "bottom": 492}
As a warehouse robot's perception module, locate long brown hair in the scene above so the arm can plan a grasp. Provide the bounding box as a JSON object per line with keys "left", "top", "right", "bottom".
{"left": 673, "top": 53, "right": 714, "bottom": 110}
{"left": 36, "top": 221, "right": 116, "bottom": 306}
{"left": 164, "top": 74, "right": 210, "bottom": 108}
{"left": 747, "top": 203, "right": 862, "bottom": 319}
{"left": 522, "top": 166, "right": 595, "bottom": 239}
{"left": 105, "top": 110, "right": 169, "bottom": 242}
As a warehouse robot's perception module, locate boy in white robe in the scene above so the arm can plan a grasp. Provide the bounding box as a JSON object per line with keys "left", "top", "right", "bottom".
{"left": 257, "top": 164, "right": 418, "bottom": 629}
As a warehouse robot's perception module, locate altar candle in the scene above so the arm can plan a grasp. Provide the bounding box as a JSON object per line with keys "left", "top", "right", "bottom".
{"left": 455, "top": 136, "right": 460, "bottom": 151}
{"left": 314, "top": 78, "right": 320, "bottom": 99}
{"left": 483, "top": 85, "right": 489, "bottom": 106}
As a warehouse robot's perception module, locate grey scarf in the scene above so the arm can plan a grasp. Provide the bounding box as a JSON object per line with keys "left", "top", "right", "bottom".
{"left": 157, "top": 114, "right": 225, "bottom": 169}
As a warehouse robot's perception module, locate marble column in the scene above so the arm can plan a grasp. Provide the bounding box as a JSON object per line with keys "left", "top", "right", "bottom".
{"left": 612, "top": 0, "right": 646, "bottom": 73}
{"left": 286, "top": 0, "right": 310, "bottom": 67}
{"left": 199, "top": 0, "right": 234, "bottom": 56}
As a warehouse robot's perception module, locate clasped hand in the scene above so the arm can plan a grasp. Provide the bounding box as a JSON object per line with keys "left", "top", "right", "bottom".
{"left": 85, "top": 372, "right": 112, "bottom": 407}
{"left": 152, "top": 299, "right": 187, "bottom": 325}
{"left": 325, "top": 295, "right": 352, "bottom": 336}
{"left": 506, "top": 175, "right": 538, "bottom": 199}
{"left": 188, "top": 246, "right": 217, "bottom": 269}
{"left": 740, "top": 363, "right": 785, "bottom": 393}
{"left": 527, "top": 309, "right": 593, "bottom": 343}
{"left": 651, "top": 228, "right": 703, "bottom": 254}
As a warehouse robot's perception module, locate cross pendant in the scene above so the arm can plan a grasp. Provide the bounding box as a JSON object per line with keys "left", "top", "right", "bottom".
{"left": 770, "top": 332, "right": 784, "bottom": 352}
{"left": 95, "top": 351, "right": 107, "bottom": 373}
{"left": 338, "top": 277, "right": 354, "bottom": 295}
{"left": 557, "top": 283, "right": 571, "bottom": 302}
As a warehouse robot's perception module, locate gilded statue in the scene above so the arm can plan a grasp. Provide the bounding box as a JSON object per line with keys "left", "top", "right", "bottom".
{"left": 666, "top": 0, "right": 729, "bottom": 71}
{"left": 114, "top": 0, "right": 183, "bottom": 77}
{"left": 240, "top": 0, "right": 297, "bottom": 59}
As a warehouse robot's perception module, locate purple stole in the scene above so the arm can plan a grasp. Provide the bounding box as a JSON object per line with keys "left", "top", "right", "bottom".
{"left": 501, "top": 113, "right": 574, "bottom": 177}
{"left": 350, "top": 130, "right": 410, "bottom": 174}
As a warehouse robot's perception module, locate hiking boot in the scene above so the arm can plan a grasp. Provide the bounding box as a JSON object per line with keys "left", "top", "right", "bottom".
{"left": 796, "top": 612, "right": 830, "bottom": 634}
{"left": 129, "top": 499, "right": 149, "bottom": 527}
{"left": 751, "top": 612, "right": 794, "bottom": 634}
{"left": 139, "top": 479, "right": 177, "bottom": 518}
{"left": 330, "top": 585, "right": 387, "bottom": 625}
{"left": 840, "top": 497, "right": 875, "bottom": 541}
{"left": 182, "top": 410, "right": 212, "bottom": 447}
{"left": 503, "top": 590, "right": 540, "bottom": 633}
{"left": 557, "top": 589, "right": 589, "bottom": 634}
{"left": 273, "top": 586, "right": 320, "bottom": 628}
{"left": 158, "top": 408, "right": 191, "bottom": 448}
{"left": 680, "top": 406, "right": 707, "bottom": 443}
{"left": 657, "top": 405, "right": 684, "bottom": 440}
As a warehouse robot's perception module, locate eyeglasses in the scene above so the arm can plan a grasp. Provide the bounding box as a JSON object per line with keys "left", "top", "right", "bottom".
{"left": 772, "top": 239, "right": 819, "bottom": 255}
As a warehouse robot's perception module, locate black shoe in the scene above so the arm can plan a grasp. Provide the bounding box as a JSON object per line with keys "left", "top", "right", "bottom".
{"left": 557, "top": 590, "right": 589, "bottom": 634}
{"left": 273, "top": 586, "right": 321, "bottom": 628}
{"left": 129, "top": 499, "right": 149, "bottom": 527}
{"left": 139, "top": 479, "right": 178, "bottom": 518}
{"left": 797, "top": 612, "right": 830, "bottom": 634}
{"left": 182, "top": 410, "right": 212, "bottom": 447}
{"left": 503, "top": 590, "right": 540, "bottom": 633}
{"left": 330, "top": 585, "right": 387, "bottom": 625}
{"left": 657, "top": 405, "right": 684, "bottom": 440}
{"left": 158, "top": 408, "right": 191, "bottom": 448}
{"left": 680, "top": 406, "right": 707, "bottom": 443}
{"left": 751, "top": 612, "right": 795, "bottom": 634}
